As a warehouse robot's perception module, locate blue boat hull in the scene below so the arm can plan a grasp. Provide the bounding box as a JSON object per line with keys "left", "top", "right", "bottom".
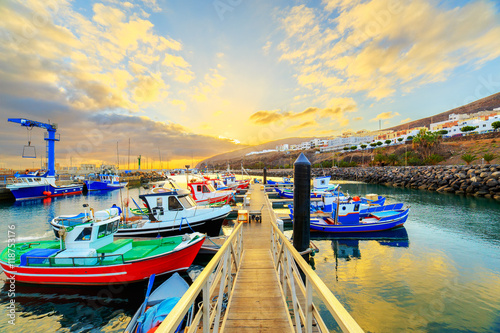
{"left": 9, "top": 184, "right": 83, "bottom": 200}
{"left": 310, "top": 209, "right": 409, "bottom": 233}
{"left": 85, "top": 181, "right": 127, "bottom": 191}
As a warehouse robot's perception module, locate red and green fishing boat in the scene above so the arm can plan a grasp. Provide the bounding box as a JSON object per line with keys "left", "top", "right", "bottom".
{"left": 0, "top": 208, "right": 205, "bottom": 285}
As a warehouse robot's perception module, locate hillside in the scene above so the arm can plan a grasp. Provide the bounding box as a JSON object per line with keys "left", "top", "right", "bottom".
{"left": 199, "top": 137, "right": 318, "bottom": 167}
{"left": 199, "top": 92, "right": 500, "bottom": 167}
{"left": 385, "top": 92, "right": 500, "bottom": 132}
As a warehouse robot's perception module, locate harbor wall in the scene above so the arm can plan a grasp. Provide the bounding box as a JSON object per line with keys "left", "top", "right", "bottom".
{"left": 248, "top": 165, "right": 500, "bottom": 200}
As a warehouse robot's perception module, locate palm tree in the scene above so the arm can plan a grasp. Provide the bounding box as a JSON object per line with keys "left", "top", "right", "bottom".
{"left": 483, "top": 153, "right": 496, "bottom": 164}
{"left": 461, "top": 153, "right": 477, "bottom": 165}
{"left": 412, "top": 128, "right": 442, "bottom": 160}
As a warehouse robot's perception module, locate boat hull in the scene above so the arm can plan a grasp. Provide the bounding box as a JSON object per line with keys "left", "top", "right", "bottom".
{"left": 8, "top": 184, "right": 83, "bottom": 200}
{"left": 310, "top": 209, "right": 409, "bottom": 233}
{"left": 51, "top": 214, "right": 227, "bottom": 238}
{"left": 0, "top": 238, "right": 204, "bottom": 286}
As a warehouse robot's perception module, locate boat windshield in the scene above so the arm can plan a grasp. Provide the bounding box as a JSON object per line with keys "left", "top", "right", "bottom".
{"left": 206, "top": 183, "right": 216, "bottom": 192}
{"left": 178, "top": 195, "right": 196, "bottom": 209}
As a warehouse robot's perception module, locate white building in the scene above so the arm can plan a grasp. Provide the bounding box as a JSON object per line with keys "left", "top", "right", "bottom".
{"left": 319, "top": 134, "right": 375, "bottom": 152}
{"left": 276, "top": 144, "right": 289, "bottom": 151}
{"left": 300, "top": 141, "right": 311, "bottom": 150}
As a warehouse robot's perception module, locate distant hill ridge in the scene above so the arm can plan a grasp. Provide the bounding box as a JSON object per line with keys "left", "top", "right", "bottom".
{"left": 199, "top": 137, "right": 317, "bottom": 166}
{"left": 200, "top": 92, "right": 500, "bottom": 166}
{"left": 385, "top": 92, "right": 500, "bottom": 132}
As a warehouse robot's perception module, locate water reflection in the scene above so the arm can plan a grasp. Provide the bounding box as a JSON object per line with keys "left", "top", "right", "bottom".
{"left": 339, "top": 182, "right": 500, "bottom": 245}
{"left": 0, "top": 279, "right": 144, "bottom": 332}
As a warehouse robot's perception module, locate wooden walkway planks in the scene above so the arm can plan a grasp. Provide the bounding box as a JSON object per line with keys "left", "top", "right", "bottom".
{"left": 221, "top": 184, "right": 294, "bottom": 333}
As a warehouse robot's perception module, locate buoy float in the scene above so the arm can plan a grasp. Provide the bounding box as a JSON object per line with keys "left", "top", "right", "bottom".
{"left": 352, "top": 196, "right": 360, "bottom": 202}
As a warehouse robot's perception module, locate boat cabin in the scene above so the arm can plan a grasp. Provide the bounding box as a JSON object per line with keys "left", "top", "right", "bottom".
{"left": 98, "top": 174, "right": 120, "bottom": 184}
{"left": 63, "top": 208, "right": 121, "bottom": 249}
{"left": 8, "top": 174, "right": 55, "bottom": 187}
{"left": 312, "top": 176, "right": 331, "bottom": 191}
{"left": 139, "top": 189, "right": 196, "bottom": 221}
{"left": 187, "top": 181, "right": 216, "bottom": 200}
{"left": 52, "top": 208, "right": 122, "bottom": 265}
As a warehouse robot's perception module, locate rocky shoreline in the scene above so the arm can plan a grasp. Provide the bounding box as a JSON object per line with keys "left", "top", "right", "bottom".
{"left": 247, "top": 165, "right": 500, "bottom": 200}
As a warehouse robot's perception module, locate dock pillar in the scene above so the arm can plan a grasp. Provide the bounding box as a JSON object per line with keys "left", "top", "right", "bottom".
{"left": 263, "top": 167, "right": 267, "bottom": 185}
{"left": 293, "top": 153, "right": 310, "bottom": 257}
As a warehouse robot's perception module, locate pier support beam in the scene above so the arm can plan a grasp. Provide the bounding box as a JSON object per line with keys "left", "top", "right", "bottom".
{"left": 263, "top": 167, "right": 267, "bottom": 185}
{"left": 293, "top": 153, "right": 310, "bottom": 256}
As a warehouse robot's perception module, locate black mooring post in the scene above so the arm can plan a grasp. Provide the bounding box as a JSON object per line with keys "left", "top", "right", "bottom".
{"left": 263, "top": 167, "right": 267, "bottom": 185}
{"left": 293, "top": 153, "right": 311, "bottom": 256}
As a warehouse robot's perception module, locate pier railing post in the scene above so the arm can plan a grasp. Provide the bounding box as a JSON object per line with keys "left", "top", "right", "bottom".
{"left": 263, "top": 167, "right": 267, "bottom": 184}
{"left": 293, "top": 153, "right": 311, "bottom": 256}
{"left": 203, "top": 281, "right": 209, "bottom": 333}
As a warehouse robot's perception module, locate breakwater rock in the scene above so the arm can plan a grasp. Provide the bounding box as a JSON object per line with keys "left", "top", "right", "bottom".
{"left": 247, "top": 165, "right": 500, "bottom": 200}
{"left": 326, "top": 165, "right": 500, "bottom": 200}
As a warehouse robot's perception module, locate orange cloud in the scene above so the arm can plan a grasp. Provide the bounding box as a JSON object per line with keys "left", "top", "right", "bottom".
{"left": 278, "top": 0, "right": 500, "bottom": 101}
{"left": 371, "top": 111, "right": 400, "bottom": 121}
{"left": 289, "top": 120, "right": 318, "bottom": 131}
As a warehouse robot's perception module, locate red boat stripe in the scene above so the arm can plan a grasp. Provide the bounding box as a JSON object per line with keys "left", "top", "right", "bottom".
{"left": 2, "top": 268, "right": 127, "bottom": 278}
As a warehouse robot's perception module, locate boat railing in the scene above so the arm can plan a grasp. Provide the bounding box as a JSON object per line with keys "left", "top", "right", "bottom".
{"left": 268, "top": 197, "right": 364, "bottom": 333}
{"left": 155, "top": 221, "right": 243, "bottom": 333}
{"left": 25, "top": 253, "right": 126, "bottom": 267}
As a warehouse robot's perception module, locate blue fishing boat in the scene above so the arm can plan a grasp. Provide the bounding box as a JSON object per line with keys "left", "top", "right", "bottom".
{"left": 311, "top": 192, "right": 386, "bottom": 212}
{"left": 84, "top": 173, "right": 128, "bottom": 191}
{"left": 289, "top": 201, "right": 402, "bottom": 220}
{"left": 125, "top": 273, "right": 190, "bottom": 333}
{"left": 7, "top": 171, "right": 83, "bottom": 201}
{"left": 309, "top": 206, "right": 410, "bottom": 233}
{"left": 267, "top": 177, "right": 293, "bottom": 185}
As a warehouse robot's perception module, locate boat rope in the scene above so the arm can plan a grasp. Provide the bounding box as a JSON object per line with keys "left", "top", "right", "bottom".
{"left": 179, "top": 217, "right": 195, "bottom": 233}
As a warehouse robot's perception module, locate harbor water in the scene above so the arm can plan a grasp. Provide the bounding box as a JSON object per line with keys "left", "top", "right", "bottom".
{"left": 297, "top": 181, "right": 500, "bottom": 332}
{"left": 0, "top": 186, "right": 232, "bottom": 332}
{"left": 0, "top": 178, "right": 499, "bottom": 332}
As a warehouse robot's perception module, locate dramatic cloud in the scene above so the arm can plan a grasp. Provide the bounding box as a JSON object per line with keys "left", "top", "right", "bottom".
{"left": 278, "top": 0, "right": 500, "bottom": 100}
{"left": 0, "top": 102, "right": 242, "bottom": 168}
{"left": 0, "top": 1, "right": 191, "bottom": 112}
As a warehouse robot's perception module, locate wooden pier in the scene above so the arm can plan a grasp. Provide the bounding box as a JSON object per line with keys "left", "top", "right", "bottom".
{"left": 158, "top": 183, "right": 363, "bottom": 333}
{"left": 221, "top": 184, "right": 294, "bottom": 332}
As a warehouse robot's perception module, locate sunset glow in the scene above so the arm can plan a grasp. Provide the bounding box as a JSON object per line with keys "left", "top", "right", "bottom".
{"left": 1, "top": 0, "right": 500, "bottom": 169}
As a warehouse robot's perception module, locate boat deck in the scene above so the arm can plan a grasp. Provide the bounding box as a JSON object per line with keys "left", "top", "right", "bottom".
{"left": 221, "top": 184, "right": 294, "bottom": 332}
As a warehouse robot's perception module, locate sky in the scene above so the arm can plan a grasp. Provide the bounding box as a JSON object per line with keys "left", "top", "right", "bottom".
{"left": 1, "top": 0, "right": 500, "bottom": 169}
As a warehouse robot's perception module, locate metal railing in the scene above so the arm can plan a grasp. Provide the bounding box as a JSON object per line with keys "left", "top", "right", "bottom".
{"left": 268, "top": 202, "right": 364, "bottom": 333}
{"left": 156, "top": 221, "right": 243, "bottom": 333}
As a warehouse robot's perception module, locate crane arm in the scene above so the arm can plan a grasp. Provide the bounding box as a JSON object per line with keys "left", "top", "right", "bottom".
{"left": 8, "top": 118, "right": 57, "bottom": 131}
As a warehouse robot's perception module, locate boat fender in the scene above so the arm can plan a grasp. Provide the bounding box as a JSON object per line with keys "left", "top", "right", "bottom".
{"left": 58, "top": 226, "right": 67, "bottom": 241}
{"left": 43, "top": 191, "right": 51, "bottom": 196}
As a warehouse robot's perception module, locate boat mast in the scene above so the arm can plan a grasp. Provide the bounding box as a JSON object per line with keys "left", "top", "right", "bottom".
{"left": 116, "top": 141, "right": 119, "bottom": 170}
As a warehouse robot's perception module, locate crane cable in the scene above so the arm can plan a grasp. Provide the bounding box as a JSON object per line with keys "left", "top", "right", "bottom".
{"left": 27, "top": 125, "right": 34, "bottom": 146}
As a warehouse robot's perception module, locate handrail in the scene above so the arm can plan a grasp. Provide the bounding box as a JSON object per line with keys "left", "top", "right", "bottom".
{"left": 269, "top": 217, "right": 364, "bottom": 333}
{"left": 155, "top": 221, "right": 243, "bottom": 333}
{"left": 263, "top": 188, "right": 363, "bottom": 332}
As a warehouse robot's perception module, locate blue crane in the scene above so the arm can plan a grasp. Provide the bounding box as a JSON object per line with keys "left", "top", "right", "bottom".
{"left": 8, "top": 118, "right": 60, "bottom": 177}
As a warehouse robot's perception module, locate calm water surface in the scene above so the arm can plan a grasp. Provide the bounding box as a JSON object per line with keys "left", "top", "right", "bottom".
{"left": 0, "top": 185, "right": 231, "bottom": 332}
{"left": 298, "top": 180, "right": 500, "bottom": 333}
{"left": 0, "top": 178, "right": 500, "bottom": 332}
